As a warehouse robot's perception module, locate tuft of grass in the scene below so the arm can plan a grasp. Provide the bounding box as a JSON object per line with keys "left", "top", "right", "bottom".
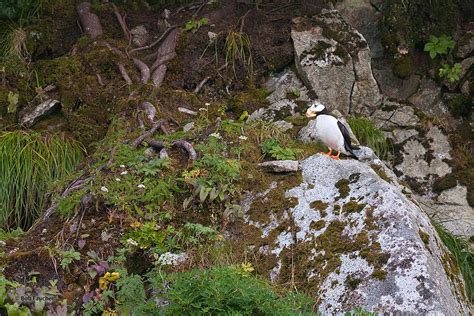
{"left": 347, "top": 116, "right": 391, "bottom": 159}
{"left": 0, "top": 131, "right": 84, "bottom": 229}
{"left": 225, "top": 30, "right": 253, "bottom": 77}
{"left": 433, "top": 221, "right": 474, "bottom": 301}
{"left": 0, "top": 0, "right": 42, "bottom": 60}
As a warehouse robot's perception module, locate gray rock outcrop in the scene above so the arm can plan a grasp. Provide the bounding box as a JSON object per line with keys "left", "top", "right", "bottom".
{"left": 291, "top": 9, "right": 381, "bottom": 116}
{"left": 242, "top": 148, "right": 472, "bottom": 314}
{"left": 19, "top": 99, "right": 61, "bottom": 127}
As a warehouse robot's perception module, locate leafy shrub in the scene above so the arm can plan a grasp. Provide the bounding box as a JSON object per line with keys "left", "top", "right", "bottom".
{"left": 261, "top": 138, "right": 302, "bottom": 160}
{"left": 0, "top": 131, "right": 84, "bottom": 229}
{"left": 438, "top": 63, "right": 462, "bottom": 83}
{"left": 424, "top": 35, "right": 455, "bottom": 59}
{"left": 164, "top": 266, "right": 315, "bottom": 315}
{"left": 184, "top": 18, "right": 209, "bottom": 33}
{"left": 347, "top": 117, "right": 391, "bottom": 159}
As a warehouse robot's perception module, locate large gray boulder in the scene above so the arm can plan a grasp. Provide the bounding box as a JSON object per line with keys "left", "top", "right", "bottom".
{"left": 241, "top": 147, "right": 471, "bottom": 314}
{"left": 291, "top": 9, "right": 381, "bottom": 116}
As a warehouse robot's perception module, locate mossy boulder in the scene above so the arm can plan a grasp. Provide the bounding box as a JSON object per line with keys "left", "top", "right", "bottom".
{"left": 240, "top": 147, "right": 471, "bottom": 314}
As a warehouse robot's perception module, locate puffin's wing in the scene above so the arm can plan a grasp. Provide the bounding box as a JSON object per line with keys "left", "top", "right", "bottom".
{"left": 337, "top": 121, "right": 353, "bottom": 150}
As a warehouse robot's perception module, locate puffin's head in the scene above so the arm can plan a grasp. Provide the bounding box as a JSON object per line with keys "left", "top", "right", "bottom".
{"left": 305, "top": 101, "right": 326, "bottom": 118}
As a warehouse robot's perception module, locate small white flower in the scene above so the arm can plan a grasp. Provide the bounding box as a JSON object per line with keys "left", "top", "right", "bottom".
{"left": 0, "top": 240, "right": 5, "bottom": 247}
{"left": 198, "top": 107, "right": 208, "bottom": 112}
{"left": 100, "top": 186, "right": 109, "bottom": 193}
{"left": 115, "top": 178, "right": 121, "bottom": 182}
{"left": 156, "top": 252, "right": 188, "bottom": 266}
{"left": 126, "top": 238, "right": 138, "bottom": 247}
{"left": 238, "top": 135, "right": 248, "bottom": 141}
{"left": 208, "top": 31, "right": 217, "bottom": 42}
{"left": 137, "top": 184, "right": 146, "bottom": 189}
{"left": 42, "top": 228, "right": 47, "bottom": 234}
{"left": 205, "top": 102, "right": 210, "bottom": 106}
{"left": 120, "top": 170, "right": 128, "bottom": 175}
{"left": 209, "top": 132, "right": 222, "bottom": 139}
{"left": 120, "top": 164, "right": 126, "bottom": 168}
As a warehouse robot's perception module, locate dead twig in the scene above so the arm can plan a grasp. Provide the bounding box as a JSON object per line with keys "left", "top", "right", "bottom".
{"left": 192, "top": 0, "right": 207, "bottom": 18}
{"left": 112, "top": 3, "right": 130, "bottom": 41}
{"left": 194, "top": 63, "right": 227, "bottom": 93}
{"left": 128, "top": 26, "right": 177, "bottom": 55}
{"left": 239, "top": 10, "right": 252, "bottom": 33}
{"left": 133, "top": 58, "right": 151, "bottom": 84}
{"left": 96, "top": 73, "right": 105, "bottom": 86}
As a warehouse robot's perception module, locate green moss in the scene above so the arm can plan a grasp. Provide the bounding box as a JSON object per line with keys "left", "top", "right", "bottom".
{"left": 392, "top": 55, "right": 413, "bottom": 79}
{"left": 343, "top": 201, "right": 366, "bottom": 213}
{"left": 310, "top": 220, "right": 326, "bottom": 231}
{"left": 447, "top": 95, "right": 473, "bottom": 118}
{"left": 372, "top": 269, "right": 388, "bottom": 280}
{"left": 335, "top": 179, "right": 350, "bottom": 200}
{"left": 346, "top": 276, "right": 362, "bottom": 290}
{"left": 333, "top": 205, "right": 341, "bottom": 215}
{"left": 310, "top": 200, "right": 328, "bottom": 211}
{"left": 230, "top": 86, "right": 269, "bottom": 114}
{"left": 419, "top": 229, "right": 430, "bottom": 245}
{"left": 370, "top": 164, "right": 391, "bottom": 183}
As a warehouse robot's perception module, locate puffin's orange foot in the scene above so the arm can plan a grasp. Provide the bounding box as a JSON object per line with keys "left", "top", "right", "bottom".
{"left": 329, "top": 151, "right": 341, "bottom": 160}
{"left": 320, "top": 149, "right": 333, "bottom": 156}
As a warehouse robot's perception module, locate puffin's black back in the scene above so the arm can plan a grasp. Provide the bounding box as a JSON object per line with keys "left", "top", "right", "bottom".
{"left": 337, "top": 121, "right": 358, "bottom": 160}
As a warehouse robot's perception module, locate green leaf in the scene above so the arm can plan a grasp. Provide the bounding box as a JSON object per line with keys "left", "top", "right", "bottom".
{"left": 199, "top": 186, "right": 211, "bottom": 203}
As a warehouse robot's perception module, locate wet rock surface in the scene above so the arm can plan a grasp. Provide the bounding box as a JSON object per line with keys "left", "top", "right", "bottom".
{"left": 242, "top": 148, "right": 472, "bottom": 314}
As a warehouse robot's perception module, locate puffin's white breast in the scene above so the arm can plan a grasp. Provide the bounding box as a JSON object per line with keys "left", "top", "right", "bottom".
{"left": 315, "top": 115, "right": 345, "bottom": 152}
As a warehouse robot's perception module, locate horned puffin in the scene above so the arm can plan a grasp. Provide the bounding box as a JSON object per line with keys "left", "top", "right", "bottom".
{"left": 305, "top": 101, "right": 358, "bottom": 160}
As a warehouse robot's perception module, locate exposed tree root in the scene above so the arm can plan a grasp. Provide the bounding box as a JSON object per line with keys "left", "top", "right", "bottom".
{"left": 128, "top": 26, "right": 177, "bottom": 55}
{"left": 117, "top": 63, "right": 133, "bottom": 85}
{"left": 138, "top": 101, "right": 157, "bottom": 123}
{"left": 96, "top": 74, "right": 105, "bottom": 86}
{"left": 152, "top": 64, "right": 167, "bottom": 87}
{"left": 132, "top": 119, "right": 166, "bottom": 148}
{"left": 76, "top": 2, "right": 103, "bottom": 39}
{"left": 172, "top": 140, "right": 197, "bottom": 161}
{"left": 112, "top": 3, "right": 130, "bottom": 41}
{"left": 133, "top": 58, "right": 150, "bottom": 84}
{"left": 151, "top": 28, "right": 179, "bottom": 70}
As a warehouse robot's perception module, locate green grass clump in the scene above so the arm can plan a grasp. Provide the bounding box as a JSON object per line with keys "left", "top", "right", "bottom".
{"left": 0, "top": 131, "right": 84, "bottom": 229}
{"left": 433, "top": 221, "right": 474, "bottom": 301}
{"left": 347, "top": 117, "right": 391, "bottom": 159}
{"left": 164, "top": 266, "right": 315, "bottom": 315}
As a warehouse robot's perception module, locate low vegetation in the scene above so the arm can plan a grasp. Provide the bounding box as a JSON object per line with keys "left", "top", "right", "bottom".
{"left": 347, "top": 116, "right": 391, "bottom": 159}
{"left": 0, "top": 131, "right": 84, "bottom": 229}
{"left": 433, "top": 221, "right": 474, "bottom": 301}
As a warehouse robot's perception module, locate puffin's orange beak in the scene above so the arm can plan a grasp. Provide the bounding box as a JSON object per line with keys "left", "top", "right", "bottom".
{"left": 306, "top": 109, "right": 317, "bottom": 118}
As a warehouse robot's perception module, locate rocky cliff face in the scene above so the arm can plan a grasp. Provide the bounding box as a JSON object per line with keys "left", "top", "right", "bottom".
{"left": 242, "top": 148, "right": 471, "bottom": 314}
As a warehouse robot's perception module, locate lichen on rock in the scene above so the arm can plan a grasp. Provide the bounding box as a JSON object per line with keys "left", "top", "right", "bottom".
{"left": 242, "top": 147, "right": 471, "bottom": 314}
